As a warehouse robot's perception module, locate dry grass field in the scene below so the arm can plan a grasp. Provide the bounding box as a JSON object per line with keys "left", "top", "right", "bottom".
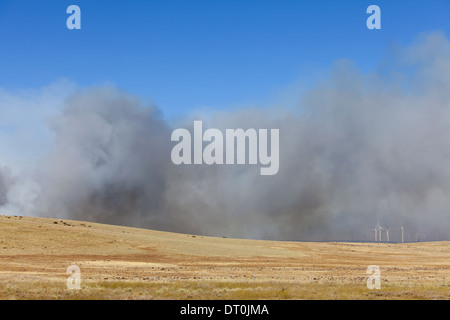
{"left": 0, "top": 215, "right": 448, "bottom": 300}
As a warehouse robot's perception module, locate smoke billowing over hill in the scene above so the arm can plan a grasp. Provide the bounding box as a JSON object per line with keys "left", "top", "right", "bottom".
{"left": 0, "top": 32, "right": 450, "bottom": 241}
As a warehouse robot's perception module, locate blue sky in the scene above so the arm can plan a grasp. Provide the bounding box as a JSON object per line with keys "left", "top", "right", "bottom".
{"left": 1, "top": 0, "right": 450, "bottom": 119}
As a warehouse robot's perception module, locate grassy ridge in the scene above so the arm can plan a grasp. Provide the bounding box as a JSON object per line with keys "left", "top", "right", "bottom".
{"left": 0, "top": 215, "right": 448, "bottom": 299}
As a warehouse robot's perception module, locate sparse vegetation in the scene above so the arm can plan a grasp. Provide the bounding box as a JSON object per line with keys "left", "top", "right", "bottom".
{"left": 0, "top": 280, "right": 448, "bottom": 300}
{"left": 0, "top": 215, "right": 448, "bottom": 300}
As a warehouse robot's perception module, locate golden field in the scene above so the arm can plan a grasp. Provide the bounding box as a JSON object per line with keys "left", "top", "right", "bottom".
{"left": 0, "top": 215, "right": 448, "bottom": 299}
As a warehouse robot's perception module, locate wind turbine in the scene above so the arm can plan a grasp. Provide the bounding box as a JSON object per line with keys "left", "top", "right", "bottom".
{"left": 370, "top": 227, "right": 378, "bottom": 242}
{"left": 377, "top": 223, "right": 382, "bottom": 242}
{"left": 400, "top": 226, "right": 404, "bottom": 243}
{"left": 371, "top": 222, "right": 382, "bottom": 242}
{"left": 384, "top": 228, "right": 390, "bottom": 242}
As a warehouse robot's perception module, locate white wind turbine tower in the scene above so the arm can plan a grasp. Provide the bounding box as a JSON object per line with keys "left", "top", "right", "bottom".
{"left": 384, "top": 228, "right": 390, "bottom": 242}
{"left": 400, "top": 226, "right": 404, "bottom": 243}
{"left": 371, "top": 222, "right": 382, "bottom": 242}
{"left": 370, "top": 227, "right": 378, "bottom": 242}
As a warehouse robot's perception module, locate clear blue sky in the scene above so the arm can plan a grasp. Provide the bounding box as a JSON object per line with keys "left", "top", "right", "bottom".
{"left": 1, "top": 0, "right": 450, "bottom": 118}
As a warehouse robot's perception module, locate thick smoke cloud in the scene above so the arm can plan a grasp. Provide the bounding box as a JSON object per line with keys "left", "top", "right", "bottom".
{"left": 34, "top": 87, "right": 172, "bottom": 227}
{"left": 0, "top": 32, "right": 450, "bottom": 241}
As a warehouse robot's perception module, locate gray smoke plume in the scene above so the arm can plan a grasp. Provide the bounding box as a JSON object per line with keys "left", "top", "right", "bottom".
{"left": 0, "top": 166, "right": 13, "bottom": 206}
{"left": 1, "top": 31, "right": 450, "bottom": 241}
{"left": 33, "top": 86, "right": 172, "bottom": 227}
